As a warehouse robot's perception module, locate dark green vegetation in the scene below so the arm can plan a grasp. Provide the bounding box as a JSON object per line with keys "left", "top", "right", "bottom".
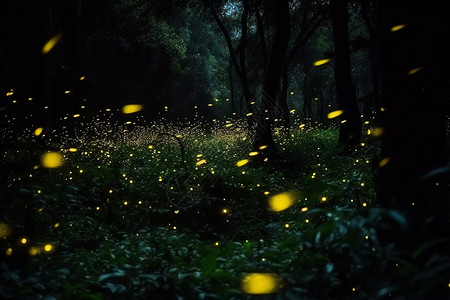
{"left": 1, "top": 119, "right": 448, "bottom": 299}
{"left": 1, "top": 0, "right": 449, "bottom": 299}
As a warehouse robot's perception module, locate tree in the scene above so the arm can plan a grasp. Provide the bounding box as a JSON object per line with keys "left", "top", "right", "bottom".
{"left": 376, "top": 0, "right": 449, "bottom": 225}
{"left": 330, "top": 0, "right": 361, "bottom": 148}
{"left": 253, "top": 0, "right": 290, "bottom": 152}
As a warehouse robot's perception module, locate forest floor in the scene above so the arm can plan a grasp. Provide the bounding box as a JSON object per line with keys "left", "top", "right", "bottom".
{"left": 1, "top": 118, "right": 449, "bottom": 299}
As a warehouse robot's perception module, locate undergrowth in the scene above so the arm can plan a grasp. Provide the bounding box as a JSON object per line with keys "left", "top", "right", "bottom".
{"left": 1, "top": 119, "right": 448, "bottom": 299}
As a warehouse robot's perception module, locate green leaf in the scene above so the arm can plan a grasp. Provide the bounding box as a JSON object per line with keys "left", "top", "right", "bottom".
{"left": 201, "top": 251, "right": 217, "bottom": 277}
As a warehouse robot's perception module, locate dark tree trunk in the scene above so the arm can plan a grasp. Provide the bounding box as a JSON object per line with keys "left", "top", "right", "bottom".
{"left": 279, "top": 69, "right": 290, "bottom": 128}
{"left": 253, "top": 0, "right": 290, "bottom": 153}
{"left": 330, "top": 0, "right": 361, "bottom": 148}
{"left": 228, "top": 59, "right": 237, "bottom": 115}
{"left": 377, "top": 1, "right": 449, "bottom": 224}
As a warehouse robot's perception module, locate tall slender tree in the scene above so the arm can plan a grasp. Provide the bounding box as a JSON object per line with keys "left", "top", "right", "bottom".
{"left": 253, "top": 0, "right": 290, "bottom": 153}
{"left": 330, "top": 0, "right": 361, "bottom": 148}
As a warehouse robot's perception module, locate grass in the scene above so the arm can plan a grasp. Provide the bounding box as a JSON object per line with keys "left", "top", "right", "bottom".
{"left": 0, "top": 117, "right": 448, "bottom": 299}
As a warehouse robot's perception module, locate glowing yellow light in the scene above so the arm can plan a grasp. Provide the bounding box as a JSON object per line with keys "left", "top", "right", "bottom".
{"left": 290, "top": 109, "right": 295, "bottom": 114}
{"left": 222, "top": 208, "right": 228, "bottom": 214}
{"left": 73, "top": 114, "right": 80, "bottom": 118}
{"left": 121, "top": 104, "right": 143, "bottom": 114}
{"left": 249, "top": 151, "right": 259, "bottom": 156}
{"left": 0, "top": 223, "right": 12, "bottom": 238}
{"left": 313, "top": 58, "right": 331, "bottom": 66}
{"left": 6, "top": 248, "right": 13, "bottom": 256}
{"left": 264, "top": 191, "right": 270, "bottom": 195}
{"left": 42, "top": 33, "right": 62, "bottom": 54}
{"left": 363, "top": 202, "right": 367, "bottom": 207}
{"left": 246, "top": 112, "right": 254, "bottom": 116}
{"left": 379, "top": 157, "right": 390, "bottom": 168}
{"left": 390, "top": 24, "right": 407, "bottom": 32}
{"left": 44, "top": 244, "right": 53, "bottom": 252}
{"left": 54, "top": 223, "right": 60, "bottom": 228}
{"left": 352, "top": 287, "right": 356, "bottom": 292}
{"left": 268, "top": 190, "right": 297, "bottom": 212}
{"left": 301, "top": 207, "right": 308, "bottom": 212}
{"left": 208, "top": 103, "right": 213, "bottom": 107}
{"left": 408, "top": 67, "right": 423, "bottom": 75}
{"left": 215, "top": 242, "right": 219, "bottom": 246}
{"left": 225, "top": 123, "right": 234, "bottom": 127}
{"left": 258, "top": 145, "right": 268, "bottom": 150}
{"left": 360, "top": 182, "right": 365, "bottom": 187}
{"left": 290, "top": 91, "right": 294, "bottom": 95}
{"left": 69, "top": 148, "right": 77, "bottom": 152}
{"left": 196, "top": 154, "right": 203, "bottom": 157}
{"left": 367, "top": 129, "right": 371, "bottom": 135}
{"left": 41, "top": 152, "right": 63, "bottom": 168}
{"left": 241, "top": 273, "right": 281, "bottom": 294}
{"left": 305, "top": 219, "right": 309, "bottom": 223}
{"left": 64, "top": 90, "right": 71, "bottom": 94}
{"left": 34, "top": 127, "right": 43, "bottom": 136}
{"left": 236, "top": 159, "right": 249, "bottom": 167}
{"left": 21, "top": 238, "right": 28, "bottom": 244}
{"left": 284, "top": 223, "right": 290, "bottom": 228}
{"left": 29, "top": 247, "right": 40, "bottom": 256}
{"left": 80, "top": 76, "right": 86, "bottom": 80}
{"left": 360, "top": 143, "right": 365, "bottom": 147}
{"left": 380, "top": 107, "right": 386, "bottom": 112}
{"left": 124, "top": 201, "right": 128, "bottom": 206}
{"left": 196, "top": 159, "right": 207, "bottom": 166}
{"left": 373, "top": 127, "right": 384, "bottom": 137}
{"left": 299, "top": 124, "right": 305, "bottom": 129}
{"left": 327, "top": 110, "right": 344, "bottom": 119}
{"left": 321, "top": 196, "right": 327, "bottom": 202}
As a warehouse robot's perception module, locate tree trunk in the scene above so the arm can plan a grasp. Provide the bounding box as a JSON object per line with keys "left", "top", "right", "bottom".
{"left": 253, "top": 0, "right": 290, "bottom": 153}
{"left": 330, "top": 0, "right": 361, "bottom": 148}
{"left": 377, "top": 0, "right": 449, "bottom": 223}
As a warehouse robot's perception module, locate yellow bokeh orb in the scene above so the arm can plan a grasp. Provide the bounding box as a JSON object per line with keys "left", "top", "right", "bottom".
{"left": 268, "top": 190, "right": 298, "bottom": 212}
{"left": 241, "top": 273, "right": 281, "bottom": 294}
{"left": 41, "top": 152, "right": 64, "bottom": 168}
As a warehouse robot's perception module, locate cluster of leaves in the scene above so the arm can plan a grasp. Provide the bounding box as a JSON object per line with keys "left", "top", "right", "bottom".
{"left": 1, "top": 120, "right": 449, "bottom": 299}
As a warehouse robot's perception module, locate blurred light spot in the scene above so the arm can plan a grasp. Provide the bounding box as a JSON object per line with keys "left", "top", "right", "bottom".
{"left": 29, "top": 247, "right": 40, "bottom": 256}
{"left": 69, "top": 148, "right": 77, "bottom": 152}
{"left": 268, "top": 190, "right": 298, "bottom": 212}
{"left": 225, "top": 123, "right": 233, "bottom": 128}
{"left": 314, "top": 58, "right": 331, "bottom": 66}
{"left": 390, "top": 24, "right": 407, "bottom": 32}
{"left": 121, "top": 104, "right": 143, "bottom": 114}
{"left": 6, "top": 248, "right": 13, "bottom": 256}
{"left": 222, "top": 208, "right": 228, "bottom": 214}
{"left": 64, "top": 90, "right": 71, "bottom": 94}
{"left": 246, "top": 112, "right": 254, "bottom": 116}
{"left": 73, "top": 114, "right": 80, "bottom": 118}
{"left": 196, "top": 159, "right": 206, "bottom": 166}
{"left": 284, "top": 223, "right": 289, "bottom": 228}
{"left": 34, "top": 127, "right": 43, "bottom": 136}
{"left": 80, "top": 76, "right": 86, "bottom": 80}
{"left": 42, "top": 33, "right": 62, "bottom": 54}
{"left": 0, "top": 223, "right": 12, "bottom": 238}
{"left": 328, "top": 110, "right": 344, "bottom": 119}
{"left": 258, "top": 145, "right": 268, "bottom": 150}
{"left": 41, "top": 152, "right": 63, "bottom": 168}
{"left": 321, "top": 196, "right": 327, "bottom": 202}
{"left": 301, "top": 207, "right": 308, "bottom": 212}
{"left": 241, "top": 273, "right": 281, "bottom": 294}
{"left": 408, "top": 67, "right": 423, "bottom": 75}
{"left": 236, "top": 159, "right": 249, "bottom": 167}
{"left": 379, "top": 157, "right": 390, "bottom": 168}
{"left": 249, "top": 151, "right": 259, "bottom": 156}
{"left": 299, "top": 124, "right": 305, "bottom": 129}
{"left": 44, "top": 244, "right": 53, "bottom": 252}
{"left": 54, "top": 223, "right": 60, "bottom": 228}
{"left": 373, "top": 127, "right": 385, "bottom": 137}
{"left": 21, "top": 238, "right": 28, "bottom": 244}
